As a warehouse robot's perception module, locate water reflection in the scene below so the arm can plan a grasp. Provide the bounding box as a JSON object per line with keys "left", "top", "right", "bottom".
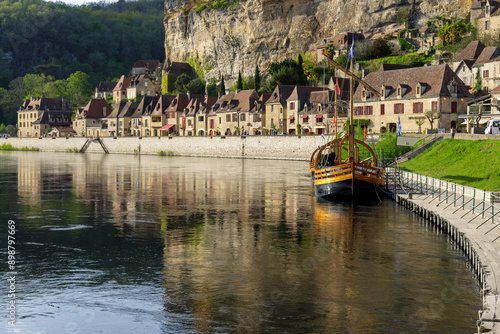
{"left": 0, "top": 151, "right": 481, "bottom": 333}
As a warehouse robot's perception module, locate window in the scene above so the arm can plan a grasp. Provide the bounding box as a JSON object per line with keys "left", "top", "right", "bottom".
{"left": 483, "top": 70, "right": 489, "bottom": 78}
{"left": 145, "top": 119, "right": 148, "bottom": 127}
{"left": 316, "top": 116, "right": 323, "bottom": 123}
{"left": 290, "top": 102, "right": 295, "bottom": 110}
{"left": 303, "top": 116, "right": 309, "bottom": 123}
{"left": 413, "top": 102, "right": 423, "bottom": 113}
{"left": 210, "top": 119, "right": 214, "bottom": 128}
{"left": 354, "top": 107, "right": 363, "bottom": 116}
{"left": 381, "top": 104, "right": 385, "bottom": 115}
{"left": 290, "top": 117, "right": 295, "bottom": 124}
{"left": 232, "top": 114, "right": 237, "bottom": 122}
{"left": 364, "top": 106, "right": 373, "bottom": 115}
{"left": 226, "top": 115, "right": 231, "bottom": 122}
{"left": 451, "top": 101, "right": 457, "bottom": 113}
{"left": 394, "top": 103, "right": 404, "bottom": 114}
{"left": 198, "top": 116, "right": 204, "bottom": 122}
{"left": 240, "top": 114, "right": 246, "bottom": 121}
{"left": 188, "top": 120, "right": 192, "bottom": 126}
{"left": 432, "top": 101, "right": 438, "bottom": 113}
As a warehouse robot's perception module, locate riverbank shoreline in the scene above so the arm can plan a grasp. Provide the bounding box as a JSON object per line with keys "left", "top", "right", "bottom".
{"left": 388, "top": 190, "right": 499, "bottom": 333}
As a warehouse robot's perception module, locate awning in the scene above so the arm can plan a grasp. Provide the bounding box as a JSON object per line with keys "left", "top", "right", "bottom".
{"left": 315, "top": 115, "right": 323, "bottom": 118}
{"left": 301, "top": 115, "right": 308, "bottom": 118}
{"left": 159, "top": 124, "right": 175, "bottom": 131}
{"left": 289, "top": 116, "right": 295, "bottom": 120}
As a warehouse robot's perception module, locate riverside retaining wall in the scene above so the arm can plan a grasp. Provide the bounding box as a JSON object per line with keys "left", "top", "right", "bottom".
{"left": 1, "top": 135, "right": 328, "bottom": 160}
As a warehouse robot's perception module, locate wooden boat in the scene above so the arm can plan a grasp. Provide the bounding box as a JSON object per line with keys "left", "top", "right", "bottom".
{"left": 310, "top": 39, "right": 384, "bottom": 198}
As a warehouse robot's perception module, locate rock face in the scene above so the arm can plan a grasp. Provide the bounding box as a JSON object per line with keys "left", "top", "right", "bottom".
{"left": 164, "top": 0, "right": 472, "bottom": 83}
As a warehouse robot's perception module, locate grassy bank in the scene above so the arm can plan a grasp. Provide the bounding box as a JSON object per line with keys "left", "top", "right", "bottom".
{"left": 399, "top": 139, "right": 500, "bottom": 191}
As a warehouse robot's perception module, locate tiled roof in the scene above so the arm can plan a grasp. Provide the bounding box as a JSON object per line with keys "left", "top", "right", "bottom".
{"left": 96, "top": 81, "right": 117, "bottom": 92}
{"left": 287, "top": 86, "right": 327, "bottom": 111}
{"left": 151, "top": 95, "right": 176, "bottom": 116}
{"left": 131, "top": 96, "right": 159, "bottom": 119}
{"left": 267, "top": 85, "right": 296, "bottom": 105}
{"left": 165, "top": 94, "right": 195, "bottom": 113}
{"left": 132, "top": 60, "right": 161, "bottom": 70}
{"left": 378, "top": 64, "right": 415, "bottom": 71}
{"left": 353, "top": 64, "right": 471, "bottom": 101}
{"left": 212, "top": 92, "right": 236, "bottom": 112}
{"left": 33, "top": 110, "right": 73, "bottom": 125}
{"left": 113, "top": 75, "right": 131, "bottom": 91}
{"left": 78, "top": 99, "right": 112, "bottom": 119}
{"left": 118, "top": 101, "right": 139, "bottom": 118}
{"left": 19, "top": 97, "right": 70, "bottom": 111}
{"left": 231, "top": 89, "right": 261, "bottom": 112}
{"left": 453, "top": 40, "right": 485, "bottom": 62}
{"left": 473, "top": 47, "right": 500, "bottom": 66}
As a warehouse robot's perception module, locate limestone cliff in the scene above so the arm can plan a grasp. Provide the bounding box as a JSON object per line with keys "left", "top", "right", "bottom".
{"left": 164, "top": 0, "right": 473, "bottom": 83}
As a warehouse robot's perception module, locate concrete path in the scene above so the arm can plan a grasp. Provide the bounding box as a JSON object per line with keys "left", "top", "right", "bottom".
{"left": 392, "top": 191, "right": 500, "bottom": 333}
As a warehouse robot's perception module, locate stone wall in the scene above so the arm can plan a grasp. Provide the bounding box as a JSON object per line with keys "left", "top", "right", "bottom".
{"left": 1, "top": 135, "right": 327, "bottom": 160}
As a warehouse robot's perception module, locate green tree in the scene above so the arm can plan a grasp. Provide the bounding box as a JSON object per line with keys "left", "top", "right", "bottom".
{"left": 236, "top": 71, "right": 243, "bottom": 90}
{"left": 66, "top": 71, "right": 92, "bottom": 106}
{"left": 207, "top": 78, "right": 218, "bottom": 97}
{"left": 185, "top": 78, "right": 205, "bottom": 95}
{"left": 219, "top": 76, "right": 226, "bottom": 94}
{"left": 0, "top": 123, "right": 6, "bottom": 133}
{"left": 370, "top": 38, "right": 392, "bottom": 59}
{"left": 175, "top": 73, "right": 191, "bottom": 93}
{"left": 474, "top": 70, "right": 483, "bottom": 95}
{"left": 254, "top": 65, "right": 261, "bottom": 91}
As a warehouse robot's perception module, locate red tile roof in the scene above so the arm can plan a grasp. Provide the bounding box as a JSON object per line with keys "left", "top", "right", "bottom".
{"left": 453, "top": 40, "right": 485, "bottom": 62}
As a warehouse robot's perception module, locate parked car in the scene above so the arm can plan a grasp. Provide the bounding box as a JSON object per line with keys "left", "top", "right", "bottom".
{"left": 485, "top": 119, "right": 500, "bottom": 135}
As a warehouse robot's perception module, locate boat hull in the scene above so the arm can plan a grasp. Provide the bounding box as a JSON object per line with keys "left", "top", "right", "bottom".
{"left": 314, "top": 178, "right": 381, "bottom": 198}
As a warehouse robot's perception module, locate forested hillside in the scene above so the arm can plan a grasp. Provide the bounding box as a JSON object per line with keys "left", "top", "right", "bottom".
{"left": 0, "top": 0, "right": 165, "bottom": 126}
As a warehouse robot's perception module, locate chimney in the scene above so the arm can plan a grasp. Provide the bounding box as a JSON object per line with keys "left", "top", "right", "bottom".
{"left": 62, "top": 97, "right": 66, "bottom": 110}
{"left": 187, "top": 92, "right": 191, "bottom": 101}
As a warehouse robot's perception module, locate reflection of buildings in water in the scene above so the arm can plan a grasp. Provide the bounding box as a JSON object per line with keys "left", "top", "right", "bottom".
{"left": 16, "top": 153, "right": 72, "bottom": 208}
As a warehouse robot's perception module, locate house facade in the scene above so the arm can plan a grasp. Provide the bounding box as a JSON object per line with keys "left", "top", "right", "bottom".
{"left": 73, "top": 99, "right": 112, "bottom": 137}
{"left": 17, "top": 97, "right": 72, "bottom": 137}
{"left": 353, "top": 64, "right": 474, "bottom": 133}
{"left": 472, "top": 0, "right": 500, "bottom": 36}
{"left": 113, "top": 75, "right": 131, "bottom": 106}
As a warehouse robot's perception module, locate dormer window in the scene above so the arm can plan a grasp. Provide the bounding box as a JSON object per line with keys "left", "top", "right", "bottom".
{"left": 397, "top": 84, "right": 408, "bottom": 98}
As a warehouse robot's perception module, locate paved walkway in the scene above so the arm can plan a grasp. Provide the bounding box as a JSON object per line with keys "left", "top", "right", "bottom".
{"left": 392, "top": 191, "right": 500, "bottom": 333}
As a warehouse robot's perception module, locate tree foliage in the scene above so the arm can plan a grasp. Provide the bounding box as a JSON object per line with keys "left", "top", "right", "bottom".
{"left": 267, "top": 58, "right": 307, "bottom": 90}
{"left": 370, "top": 38, "right": 392, "bottom": 59}
{"left": 0, "top": 0, "right": 165, "bottom": 89}
{"left": 254, "top": 65, "right": 261, "bottom": 91}
{"left": 438, "top": 20, "right": 472, "bottom": 45}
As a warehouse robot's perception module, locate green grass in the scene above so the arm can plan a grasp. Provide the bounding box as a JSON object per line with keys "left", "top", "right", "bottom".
{"left": 0, "top": 144, "right": 39, "bottom": 151}
{"left": 158, "top": 150, "right": 174, "bottom": 156}
{"left": 399, "top": 139, "right": 500, "bottom": 191}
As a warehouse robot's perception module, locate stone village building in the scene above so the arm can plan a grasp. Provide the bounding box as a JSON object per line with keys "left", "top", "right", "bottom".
{"left": 106, "top": 100, "right": 139, "bottom": 137}
{"left": 353, "top": 64, "right": 474, "bottom": 133}
{"left": 17, "top": 97, "right": 72, "bottom": 137}
{"left": 73, "top": 99, "right": 112, "bottom": 137}
{"left": 471, "top": 0, "right": 500, "bottom": 36}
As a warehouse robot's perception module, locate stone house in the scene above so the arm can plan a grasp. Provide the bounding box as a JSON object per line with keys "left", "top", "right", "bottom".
{"left": 163, "top": 94, "right": 191, "bottom": 136}
{"left": 452, "top": 40, "right": 485, "bottom": 72}
{"left": 128, "top": 96, "right": 159, "bottom": 137}
{"left": 146, "top": 95, "right": 176, "bottom": 137}
{"left": 208, "top": 92, "right": 236, "bottom": 135}
{"left": 182, "top": 96, "right": 217, "bottom": 136}
{"left": 472, "top": 48, "right": 500, "bottom": 92}
{"left": 73, "top": 99, "right": 112, "bottom": 137}
{"left": 17, "top": 97, "right": 72, "bottom": 137}
{"left": 130, "top": 60, "right": 162, "bottom": 79}
{"left": 106, "top": 100, "right": 138, "bottom": 137}
{"left": 283, "top": 86, "right": 329, "bottom": 135}
{"left": 126, "top": 74, "right": 160, "bottom": 100}
{"left": 264, "top": 85, "right": 296, "bottom": 134}
{"left": 94, "top": 81, "right": 117, "bottom": 100}
{"left": 471, "top": 0, "right": 500, "bottom": 36}
{"left": 353, "top": 64, "right": 473, "bottom": 133}
{"left": 113, "top": 75, "right": 131, "bottom": 106}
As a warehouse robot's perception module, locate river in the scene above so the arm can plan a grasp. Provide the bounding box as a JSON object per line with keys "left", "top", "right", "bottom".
{"left": 0, "top": 151, "right": 481, "bottom": 333}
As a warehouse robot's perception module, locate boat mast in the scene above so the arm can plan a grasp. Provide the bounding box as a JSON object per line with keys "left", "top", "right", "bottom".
{"left": 349, "top": 39, "right": 355, "bottom": 163}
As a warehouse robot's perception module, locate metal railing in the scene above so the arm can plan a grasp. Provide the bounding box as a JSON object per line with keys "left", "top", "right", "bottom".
{"left": 386, "top": 168, "right": 500, "bottom": 237}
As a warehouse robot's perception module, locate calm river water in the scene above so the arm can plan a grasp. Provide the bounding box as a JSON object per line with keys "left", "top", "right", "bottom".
{"left": 0, "top": 151, "right": 481, "bottom": 333}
